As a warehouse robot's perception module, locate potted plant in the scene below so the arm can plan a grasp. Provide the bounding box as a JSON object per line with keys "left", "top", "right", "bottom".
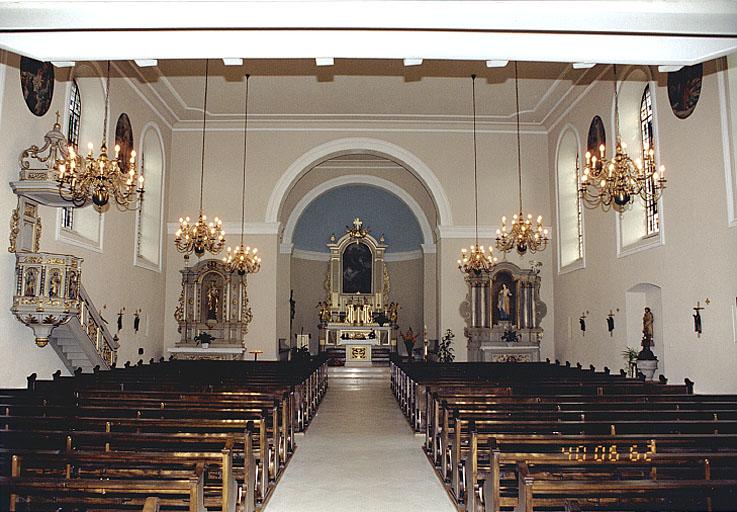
{"left": 621, "top": 347, "right": 638, "bottom": 378}
{"left": 194, "top": 331, "right": 215, "bottom": 349}
{"left": 501, "top": 329, "right": 520, "bottom": 343}
{"left": 437, "top": 329, "right": 455, "bottom": 363}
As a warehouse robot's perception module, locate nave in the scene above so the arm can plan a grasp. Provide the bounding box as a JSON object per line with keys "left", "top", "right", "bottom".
{"left": 266, "top": 366, "right": 455, "bottom": 512}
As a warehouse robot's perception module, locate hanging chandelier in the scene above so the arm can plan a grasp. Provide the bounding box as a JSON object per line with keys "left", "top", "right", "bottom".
{"left": 224, "top": 74, "right": 261, "bottom": 275}
{"left": 458, "top": 74, "right": 496, "bottom": 275}
{"left": 174, "top": 59, "right": 226, "bottom": 258}
{"left": 55, "top": 61, "right": 144, "bottom": 212}
{"left": 496, "top": 62, "right": 550, "bottom": 256}
{"left": 579, "top": 64, "right": 666, "bottom": 212}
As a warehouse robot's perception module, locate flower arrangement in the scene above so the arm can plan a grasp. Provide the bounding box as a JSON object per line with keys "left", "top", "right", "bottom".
{"left": 501, "top": 329, "right": 520, "bottom": 343}
{"left": 437, "top": 329, "right": 455, "bottom": 363}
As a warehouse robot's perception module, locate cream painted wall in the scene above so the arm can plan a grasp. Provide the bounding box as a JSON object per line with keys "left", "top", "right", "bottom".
{"left": 0, "top": 53, "right": 173, "bottom": 386}
{"left": 164, "top": 116, "right": 553, "bottom": 360}
{"left": 547, "top": 61, "right": 737, "bottom": 393}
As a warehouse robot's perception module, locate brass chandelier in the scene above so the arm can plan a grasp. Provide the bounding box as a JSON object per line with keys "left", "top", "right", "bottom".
{"left": 579, "top": 64, "right": 666, "bottom": 212}
{"left": 458, "top": 74, "right": 496, "bottom": 275}
{"left": 496, "top": 62, "right": 550, "bottom": 256}
{"left": 55, "top": 61, "right": 144, "bottom": 212}
{"left": 174, "top": 59, "right": 226, "bottom": 258}
{"left": 224, "top": 74, "right": 261, "bottom": 275}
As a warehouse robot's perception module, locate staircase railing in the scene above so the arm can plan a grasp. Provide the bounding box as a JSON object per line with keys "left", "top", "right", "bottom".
{"left": 78, "top": 284, "right": 119, "bottom": 367}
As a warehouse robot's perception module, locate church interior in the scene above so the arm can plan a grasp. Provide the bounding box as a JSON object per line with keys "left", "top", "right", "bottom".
{"left": 1, "top": 2, "right": 737, "bottom": 510}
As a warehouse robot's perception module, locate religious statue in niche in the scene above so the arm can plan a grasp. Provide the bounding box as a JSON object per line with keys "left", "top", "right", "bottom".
{"left": 48, "top": 269, "right": 62, "bottom": 298}
{"left": 497, "top": 284, "right": 513, "bottom": 321}
{"left": 23, "top": 267, "right": 38, "bottom": 297}
{"left": 68, "top": 271, "right": 79, "bottom": 301}
{"left": 206, "top": 282, "right": 220, "bottom": 323}
{"left": 492, "top": 271, "right": 516, "bottom": 325}
{"left": 638, "top": 307, "right": 657, "bottom": 361}
{"left": 342, "top": 242, "right": 372, "bottom": 294}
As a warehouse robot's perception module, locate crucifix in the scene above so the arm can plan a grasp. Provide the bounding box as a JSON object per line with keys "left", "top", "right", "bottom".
{"left": 693, "top": 300, "right": 707, "bottom": 338}
{"left": 579, "top": 311, "right": 589, "bottom": 336}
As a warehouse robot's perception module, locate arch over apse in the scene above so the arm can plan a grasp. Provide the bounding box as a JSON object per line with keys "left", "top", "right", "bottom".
{"left": 282, "top": 175, "right": 435, "bottom": 249}
{"left": 265, "top": 137, "right": 453, "bottom": 226}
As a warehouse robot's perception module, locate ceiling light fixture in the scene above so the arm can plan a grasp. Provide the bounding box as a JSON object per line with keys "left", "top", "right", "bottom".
{"left": 485, "top": 60, "right": 509, "bottom": 68}
{"left": 224, "top": 74, "right": 261, "bottom": 276}
{"left": 496, "top": 62, "right": 550, "bottom": 256}
{"left": 578, "top": 64, "right": 666, "bottom": 212}
{"left": 134, "top": 59, "right": 158, "bottom": 67}
{"left": 174, "top": 59, "right": 226, "bottom": 259}
{"left": 403, "top": 58, "right": 423, "bottom": 66}
{"left": 572, "top": 62, "right": 596, "bottom": 69}
{"left": 223, "top": 58, "right": 244, "bottom": 66}
{"left": 458, "top": 74, "right": 496, "bottom": 276}
{"left": 55, "top": 61, "right": 144, "bottom": 212}
{"left": 315, "top": 57, "right": 334, "bottom": 66}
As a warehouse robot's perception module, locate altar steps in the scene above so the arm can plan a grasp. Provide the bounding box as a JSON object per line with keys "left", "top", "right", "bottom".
{"left": 323, "top": 345, "right": 391, "bottom": 365}
{"left": 328, "top": 365, "right": 391, "bottom": 382}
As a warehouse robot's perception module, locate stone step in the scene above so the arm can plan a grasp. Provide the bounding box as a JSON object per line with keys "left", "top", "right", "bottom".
{"left": 328, "top": 366, "right": 390, "bottom": 380}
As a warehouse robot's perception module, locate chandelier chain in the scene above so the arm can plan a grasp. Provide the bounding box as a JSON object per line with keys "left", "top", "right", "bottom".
{"left": 514, "top": 61, "right": 522, "bottom": 213}
{"left": 102, "top": 60, "right": 111, "bottom": 146}
{"left": 613, "top": 64, "right": 621, "bottom": 144}
{"left": 240, "top": 74, "right": 250, "bottom": 246}
{"left": 471, "top": 74, "right": 479, "bottom": 245}
{"left": 199, "top": 59, "right": 209, "bottom": 212}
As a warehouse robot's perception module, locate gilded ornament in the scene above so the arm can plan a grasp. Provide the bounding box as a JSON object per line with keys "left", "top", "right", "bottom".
{"left": 8, "top": 208, "right": 19, "bottom": 253}
{"left": 174, "top": 289, "right": 185, "bottom": 323}
{"left": 33, "top": 215, "right": 41, "bottom": 252}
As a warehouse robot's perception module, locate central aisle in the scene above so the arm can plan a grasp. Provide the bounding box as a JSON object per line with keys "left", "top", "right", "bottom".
{"left": 265, "top": 366, "right": 456, "bottom": 512}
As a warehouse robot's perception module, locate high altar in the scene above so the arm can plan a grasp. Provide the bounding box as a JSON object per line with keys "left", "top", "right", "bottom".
{"left": 318, "top": 219, "right": 397, "bottom": 363}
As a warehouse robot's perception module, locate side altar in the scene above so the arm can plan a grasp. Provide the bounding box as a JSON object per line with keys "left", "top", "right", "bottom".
{"left": 169, "top": 258, "right": 252, "bottom": 360}
{"left": 462, "top": 261, "right": 547, "bottom": 362}
{"left": 317, "top": 219, "right": 398, "bottom": 364}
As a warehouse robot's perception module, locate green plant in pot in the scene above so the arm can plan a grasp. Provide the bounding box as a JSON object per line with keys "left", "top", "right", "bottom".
{"left": 621, "top": 346, "right": 638, "bottom": 377}
{"left": 194, "top": 331, "right": 215, "bottom": 349}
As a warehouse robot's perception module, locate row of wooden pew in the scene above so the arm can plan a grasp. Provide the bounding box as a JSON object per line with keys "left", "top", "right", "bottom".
{"left": 391, "top": 356, "right": 737, "bottom": 511}
{"left": 0, "top": 355, "right": 329, "bottom": 512}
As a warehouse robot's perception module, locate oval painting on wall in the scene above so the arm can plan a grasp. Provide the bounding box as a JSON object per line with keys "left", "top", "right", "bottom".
{"left": 586, "top": 115, "right": 606, "bottom": 156}
{"left": 115, "top": 113, "right": 134, "bottom": 170}
{"left": 20, "top": 57, "right": 54, "bottom": 117}
{"left": 667, "top": 63, "right": 703, "bottom": 119}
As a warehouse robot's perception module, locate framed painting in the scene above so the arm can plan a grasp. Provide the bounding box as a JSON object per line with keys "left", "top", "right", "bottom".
{"left": 115, "top": 113, "right": 134, "bottom": 170}
{"left": 586, "top": 115, "right": 606, "bottom": 156}
{"left": 20, "top": 57, "right": 54, "bottom": 117}
{"left": 342, "top": 242, "right": 372, "bottom": 294}
{"left": 668, "top": 63, "right": 703, "bottom": 119}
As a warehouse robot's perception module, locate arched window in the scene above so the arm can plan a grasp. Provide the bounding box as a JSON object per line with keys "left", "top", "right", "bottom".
{"left": 616, "top": 68, "right": 664, "bottom": 255}
{"left": 556, "top": 127, "right": 584, "bottom": 270}
{"left": 135, "top": 125, "right": 164, "bottom": 270}
{"left": 61, "top": 79, "right": 81, "bottom": 231}
{"left": 57, "top": 65, "right": 103, "bottom": 251}
{"left": 640, "top": 85, "right": 659, "bottom": 235}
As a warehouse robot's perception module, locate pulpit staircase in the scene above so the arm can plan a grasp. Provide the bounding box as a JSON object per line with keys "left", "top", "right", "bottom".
{"left": 49, "top": 284, "right": 119, "bottom": 374}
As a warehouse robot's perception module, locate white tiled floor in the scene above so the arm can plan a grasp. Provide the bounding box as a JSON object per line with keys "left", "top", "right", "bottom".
{"left": 265, "top": 368, "right": 456, "bottom": 511}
